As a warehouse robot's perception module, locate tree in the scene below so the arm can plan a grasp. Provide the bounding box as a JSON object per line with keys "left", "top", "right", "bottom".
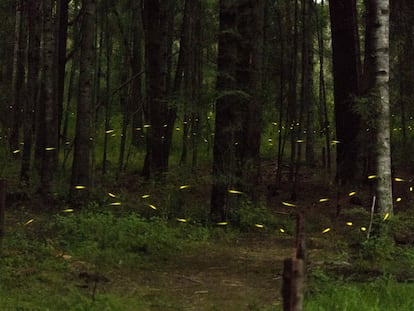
{"left": 142, "top": 0, "right": 173, "bottom": 179}
{"left": 329, "top": 0, "right": 362, "bottom": 185}
{"left": 40, "top": 0, "right": 59, "bottom": 193}
{"left": 70, "top": 0, "right": 96, "bottom": 199}
{"left": 210, "top": 0, "right": 264, "bottom": 222}
{"left": 367, "top": 0, "right": 393, "bottom": 216}
{"left": 10, "top": 0, "right": 26, "bottom": 152}
{"left": 210, "top": 0, "right": 239, "bottom": 222}
{"left": 130, "top": 0, "right": 145, "bottom": 149}
{"left": 20, "top": 0, "right": 41, "bottom": 183}
{"left": 302, "top": 0, "right": 315, "bottom": 166}
{"left": 55, "top": 0, "right": 69, "bottom": 147}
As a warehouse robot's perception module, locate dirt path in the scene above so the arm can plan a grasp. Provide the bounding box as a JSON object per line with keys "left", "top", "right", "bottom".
{"left": 99, "top": 235, "right": 294, "bottom": 310}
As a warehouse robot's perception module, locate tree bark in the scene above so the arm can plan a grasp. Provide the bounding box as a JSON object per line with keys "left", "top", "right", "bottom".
{"left": 20, "top": 0, "right": 41, "bottom": 184}
{"left": 10, "top": 0, "right": 26, "bottom": 152}
{"left": 70, "top": 0, "right": 96, "bottom": 200}
{"left": 131, "top": 0, "right": 145, "bottom": 149}
{"left": 368, "top": 0, "right": 393, "bottom": 216}
{"left": 329, "top": 0, "right": 362, "bottom": 185}
{"left": 55, "top": 0, "right": 69, "bottom": 148}
{"left": 40, "top": 0, "right": 59, "bottom": 193}
{"left": 210, "top": 0, "right": 239, "bottom": 222}
{"left": 211, "top": 0, "right": 264, "bottom": 221}
{"left": 142, "top": 0, "right": 172, "bottom": 178}
{"left": 302, "top": 0, "right": 315, "bottom": 166}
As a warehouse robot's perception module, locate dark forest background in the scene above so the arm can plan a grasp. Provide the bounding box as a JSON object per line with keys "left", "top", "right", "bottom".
{"left": 2, "top": 0, "right": 414, "bottom": 310}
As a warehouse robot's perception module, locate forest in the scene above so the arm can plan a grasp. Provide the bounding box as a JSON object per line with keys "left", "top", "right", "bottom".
{"left": 1, "top": 0, "right": 414, "bottom": 310}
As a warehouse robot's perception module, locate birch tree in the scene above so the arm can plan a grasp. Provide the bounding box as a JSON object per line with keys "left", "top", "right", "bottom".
{"left": 368, "top": 0, "right": 393, "bottom": 216}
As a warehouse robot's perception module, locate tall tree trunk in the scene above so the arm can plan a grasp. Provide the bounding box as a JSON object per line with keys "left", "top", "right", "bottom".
{"left": 329, "top": 0, "right": 362, "bottom": 185}
{"left": 70, "top": 0, "right": 96, "bottom": 200}
{"left": 131, "top": 0, "right": 145, "bottom": 149}
{"left": 142, "top": 0, "right": 171, "bottom": 178}
{"left": 40, "top": 0, "right": 59, "bottom": 193}
{"left": 102, "top": 1, "right": 112, "bottom": 175}
{"left": 368, "top": 0, "right": 393, "bottom": 216}
{"left": 316, "top": 0, "right": 331, "bottom": 172}
{"left": 20, "top": 0, "right": 41, "bottom": 184}
{"left": 236, "top": 0, "right": 265, "bottom": 200}
{"left": 179, "top": 0, "right": 193, "bottom": 166}
{"left": 55, "top": 0, "right": 69, "bottom": 147}
{"left": 210, "top": 0, "right": 264, "bottom": 221}
{"left": 302, "top": 0, "right": 315, "bottom": 166}
{"left": 10, "top": 0, "right": 26, "bottom": 152}
{"left": 287, "top": 0, "right": 299, "bottom": 187}
{"left": 210, "top": 1, "right": 238, "bottom": 222}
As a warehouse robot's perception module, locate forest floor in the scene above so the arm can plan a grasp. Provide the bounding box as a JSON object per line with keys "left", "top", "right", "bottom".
{"left": 97, "top": 234, "right": 291, "bottom": 310}
{"left": 2, "top": 163, "right": 414, "bottom": 310}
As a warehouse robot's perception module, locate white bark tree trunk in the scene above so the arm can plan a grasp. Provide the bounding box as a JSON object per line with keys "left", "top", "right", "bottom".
{"left": 371, "top": 0, "right": 393, "bottom": 216}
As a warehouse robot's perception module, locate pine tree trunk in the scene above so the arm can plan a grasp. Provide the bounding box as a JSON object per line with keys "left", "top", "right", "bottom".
{"left": 55, "top": 0, "right": 69, "bottom": 148}
{"left": 70, "top": 0, "right": 96, "bottom": 200}
{"left": 20, "top": 0, "right": 41, "bottom": 184}
{"left": 142, "top": 0, "right": 173, "bottom": 178}
{"left": 40, "top": 0, "right": 59, "bottom": 193}
{"left": 211, "top": 0, "right": 264, "bottom": 221}
{"left": 131, "top": 0, "right": 144, "bottom": 149}
{"left": 10, "top": 0, "right": 26, "bottom": 152}
{"left": 329, "top": 0, "right": 362, "bottom": 185}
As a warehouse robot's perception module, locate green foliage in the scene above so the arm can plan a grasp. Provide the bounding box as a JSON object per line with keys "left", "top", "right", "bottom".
{"left": 53, "top": 208, "right": 210, "bottom": 264}
{"left": 357, "top": 232, "right": 394, "bottom": 263}
{"left": 234, "top": 201, "right": 294, "bottom": 233}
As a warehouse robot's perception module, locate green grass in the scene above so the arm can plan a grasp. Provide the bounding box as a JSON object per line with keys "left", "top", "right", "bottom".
{"left": 3, "top": 200, "right": 414, "bottom": 310}
{"left": 305, "top": 278, "right": 414, "bottom": 310}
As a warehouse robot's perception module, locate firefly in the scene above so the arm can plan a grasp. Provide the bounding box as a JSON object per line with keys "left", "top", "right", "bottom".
{"left": 322, "top": 227, "right": 331, "bottom": 234}
{"left": 216, "top": 222, "right": 228, "bottom": 226}
{"left": 282, "top": 202, "right": 296, "bottom": 207}
{"left": 24, "top": 219, "right": 34, "bottom": 226}
{"left": 228, "top": 189, "right": 243, "bottom": 194}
